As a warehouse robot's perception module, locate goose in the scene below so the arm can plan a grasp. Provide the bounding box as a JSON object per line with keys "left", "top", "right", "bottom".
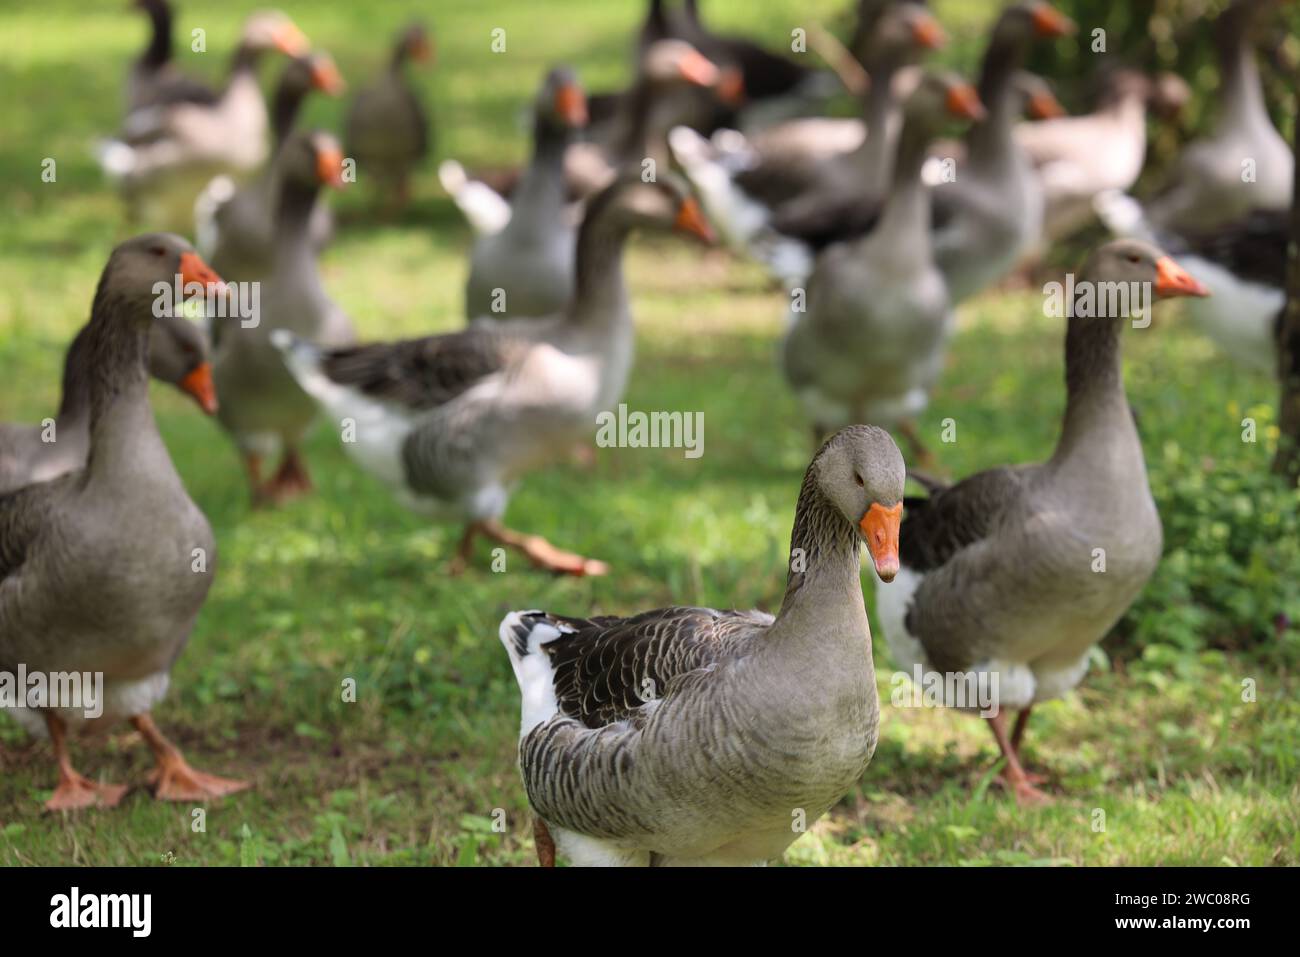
{"left": 273, "top": 172, "right": 715, "bottom": 576}
{"left": 211, "top": 130, "right": 354, "bottom": 506}
{"left": 668, "top": 1, "right": 945, "bottom": 281}
{"left": 875, "top": 239, "right": 1210, "bottom": 805}
{"left": 1142, "top": 0, "right": 1292, "bottom": 234}
{"left": 99, "top": 10, "right": 311, "bottom": 232}
{"left": 782, "top": 71, "right": 986, "bottom": 459}
{"left": 126, "top": 0, "right": 192, "bottom": 112}
{"left": 499, "top": 424, "right": 904, "bottom": 866}
{"left": 344, "top": 22, "right": 433, "bottom": 214}
{"left": 0, "top": 233, "right": 248, "bottom": 810}
{"left": 197, "top": 51, "right": 346, "bottom": 281}
{"left": 0, "top": 314, "right": 215, "bottom": 496}
{"left": 463, "top": 67, "right": 589, "bottom": 321}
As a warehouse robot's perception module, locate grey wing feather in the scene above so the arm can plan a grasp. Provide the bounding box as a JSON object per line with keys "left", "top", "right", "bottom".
{"left": 900, "top": 465, "right": 1033, "bottom": 573}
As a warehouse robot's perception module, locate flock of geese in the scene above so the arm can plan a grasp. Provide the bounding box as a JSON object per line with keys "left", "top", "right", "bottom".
{"left": 0, "top": 0, "right": 1293, "bottom": 866}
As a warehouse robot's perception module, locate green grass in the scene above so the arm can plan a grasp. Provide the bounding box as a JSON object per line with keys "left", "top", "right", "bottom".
{"left": 1, "top": 0, "right": 1297, "bottom": 867}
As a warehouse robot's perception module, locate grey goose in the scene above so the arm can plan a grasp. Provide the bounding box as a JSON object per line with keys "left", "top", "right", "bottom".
{"left": 875, "top": 240, "right": 1209, "bottom": 805}
{"left": 500, "top": 425, "right": 904, "bottom": 866}
{"left": 0, "top": 234, "right": 248, "bottom": 810}
{"left": 274, "top": 172, "right": 715, "bottom": 576}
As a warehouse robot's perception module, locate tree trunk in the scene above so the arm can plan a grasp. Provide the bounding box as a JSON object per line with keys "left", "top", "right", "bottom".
{"left": 1272, "top": 89, "right": 1300, "bottom": 483}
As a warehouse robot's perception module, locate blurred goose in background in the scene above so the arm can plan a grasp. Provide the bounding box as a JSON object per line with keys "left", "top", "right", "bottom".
{"left": 499, "top": 425, "right": 904, "bottom": 866}
{"left": 197, "top": 51, "right": 346, "bottom": 280}
{"left": 1015, "top": 69, "right": 1185, "bottom": 245}
{"left": 876, "top": 240, "right": 1209, "bottom": 805}
{"left": 783, "top": 72, "right": 985, "bottom": 459}
{"left": 274, "top": 173, "right": 715, "bottom": 576}
{"left": 344, "top": 22, "right": 433, "bottom": 215}
{"left": 1140, "top": 0, "right": 1292, "bottom": 233}
{"left": 0, "top": 314, "right": 215, "bottom": 496}
{"left": 781, "top": 2, "right": 1075, "bottom": 298}
{"left": 449, "top": 40, "right": 736, "bottom": 208}
{"left": 99, "top": 9, "right": 310, "bottom": 231}
{"left": 0, "top": 234, "right": 247, "bottom": 810}
{"left": 669, "top": 1, "right": 945, "bottom": 283}
{"left": 211, "top": 131, "right": 354, "bottom": 506}
{"left": 461, "top": 67, "right": 589, "bottom": 320}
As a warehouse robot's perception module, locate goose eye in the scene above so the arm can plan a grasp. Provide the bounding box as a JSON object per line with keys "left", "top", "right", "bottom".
{"left": 854, "top": 473, "right": 865, "bottom": 488}
{"left": 148, "top": 245, "right": 167, "bottom": 257}
{"left": 1126, "top": 254, "right": 1141, "bottom": 264}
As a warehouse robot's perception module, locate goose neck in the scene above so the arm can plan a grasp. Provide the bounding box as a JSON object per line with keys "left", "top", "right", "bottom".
{"left": 80, "top": 292, "right": 153, "bottom": 471}
{"left": 270, "top": 81, "right": 309, "bottom": 150}
{"left": 1051, "top": 308, "right": 1130, "bottom": 464}
{"left": 141, "top": 0, "right": 172, "bottom": 68}
{"left": 779, "top": 470, "right": 865, "bottom": 613}
{"left": 570, "top": 196, "right": 632, "bottom": 324}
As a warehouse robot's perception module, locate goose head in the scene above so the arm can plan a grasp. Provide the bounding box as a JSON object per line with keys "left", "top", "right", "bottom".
{"left": 396, "top": 22, "right": 434, "bottom": 65}
{"left": 1012, "top": 72, "right": 1067, "bottom": 120}
{"left": 814, "top": 425, "right": 906, "bottom": 583}
{"left": 538, "top": 66, "right": 589, "bottom": 131}
{"left": 101, "top": 233, "right": 225, "bottom": 320}
{"left": 149, "top": 314, "right": 218, "bottom": 415}
{"left": 639, "top": 39, "right": 742, "bottom": 105}
{"left": 1002, "top": 1, "right": 1076, "bottom": 41}
{"left": 283, "top": 51, "right": 346, "bottom": 98}
{"left": 279, "top": 130, "right": 347, "bottom": 191}
{"left": 239, "top": 10, "right": 310, "bottom": 57}
{"left": 903, "top": 69, "right": 987, "bottom": 132}
{"left": 596, "top": 171, "right": 716, "bottom": 244}
{"left": 1084, "top": 239, "right": 1210, "bottom": 300}
{"left": 865, "top": 2, "right": 947, "bottom": 68}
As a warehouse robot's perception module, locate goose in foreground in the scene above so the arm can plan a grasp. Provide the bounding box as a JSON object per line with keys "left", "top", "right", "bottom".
{"left": 100, "top": 10, "right": 311, "bottom": 232}
{"left": 0, "top": 234, "right": 248, "bottom": 810}
{"left": 499, "top": 425, "right": 904, "bottom": 866}
{"left": 0, "top": 314, "right": 215, "bottom": 496}
{"left": 274, "top": 172, "right": 715, "bottom": 576}
{"left": 462, "top": 66, "right": 589, "bottom": 320}
{"left": 211, "top": 131, "right": 354, "bottom": 506}
{"left": 783, "top": 72, "right": 985, "bottom": 459}
{"left": 875, "top": 240, "right": 1209, "bottom": 805}
{"left": 1142, "top": 0, "right": 1292, "bottom": 233}
{"left": 344, "top": 22, "right": 433, "bottom": 214}
{"left": 197, "top": 51, "right": 347, "bottom": 280}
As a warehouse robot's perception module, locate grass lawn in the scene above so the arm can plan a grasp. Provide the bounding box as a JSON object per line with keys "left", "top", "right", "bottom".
{"left": 0, "top": 0, "right": 1296, "bottom": 866}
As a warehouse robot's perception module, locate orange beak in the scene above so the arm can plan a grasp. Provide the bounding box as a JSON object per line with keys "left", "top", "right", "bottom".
{"left": 946, "top": 83, "right": 987, "bottom": 122}
{"left": 674, "top": 198, "right": 715, "bottom": 244}
{"left": 912, "top": 13, "right": 948, "bottom": 50}
{"left": 1028, "top": 89, "right": 1066, "bottom": 120}
{"left": 554, "top": 83, "right": 589, "bottom": 128}
{"left": 860, "top": 502, "right": 902, "bottom": 583}
{"left": 310, "top": 55, "right": 346, "bottom": 96}
{"left": 1031, "top": 2, "right": 1076, "bottom": 38}
{"left": 178, "top": 251, "right": 226, "bottom": 297}
{"left": 1154, "top": 256, "right": 1210, "bottom": 298}
{"left": 272, "top": 21, "right": 311, "bottom": 57}
{"left": 178, "top": 362, "right": 218, "bottom": 415}
{"left": 316, "top": 145, "right": 346, "bottom": 188}
{"left": 716, "top": 67, "right": 745, "bottom": 106}
{"left": 678, "top": 49, "right": 721, "bottom": 88}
